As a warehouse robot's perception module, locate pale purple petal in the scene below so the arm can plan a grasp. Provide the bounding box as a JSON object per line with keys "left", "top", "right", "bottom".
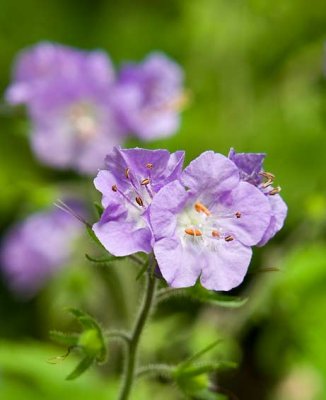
{"left": 150, "top": 180, "right": 189, "bottom": 240}
{"left": 257, "top": 194, "right": 288, "bottom": 246}
{"left": 181, "top": 151, "right": 240, "bottom": 196}
{"left": 200, "top": 241, "right": 252, "bottom": 291}
{"left": 154, "top": 238, "right": 201, "bottom": 287}
{"left": 216, "top": 181, "right": 272, "bottom": 246}
{"left": 228, "top": 148, "right": 265, "bottom": 185}
{"left": 93, "top": 216, "right": 152, "bottom": 256}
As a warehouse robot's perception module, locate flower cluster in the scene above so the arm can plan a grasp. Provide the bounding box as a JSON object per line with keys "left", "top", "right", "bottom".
{"left": 93, "top": 147, "right": 287, "bottom": 291}
{"left": 0, "top": 202, "right": 84, "bottom": 298}
{"left": 6, "top": 42, "right": 185, "bottom": 174}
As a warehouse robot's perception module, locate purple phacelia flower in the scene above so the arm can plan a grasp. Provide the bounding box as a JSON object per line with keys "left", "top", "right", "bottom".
{"left": 6, "top": 42, "right": 124, "bottom": 174}
{"left": 0, "top": 205, "right": 83, "bottom": 298}
{"left": 150, "top": 151, "right": 272, "bottom": 291}
{"left": 111, "top": 52, "right": 185, "bottom": 140}
{"left": 93, "top": 146, "right": 185, "bottom": 256}
{"left": 228, "top": 148, "right": 287, "bottom": 246}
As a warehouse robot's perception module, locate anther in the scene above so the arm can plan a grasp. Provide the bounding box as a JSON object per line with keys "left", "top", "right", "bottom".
{"left": 194, "top": 202, "right": 211, "bottom": 216}
{"left": 125, "top": 168, "right": 130, "bottom": 179}
{"left": 269, "top": 186, "right": 281, "bottom": 195}
{"left": 260, "top": 171, "right": 275, "bottom": 188}
{"left": 135, "top": 196, "right": 144, "bottom": 207}
{"left": 260, "top": 171, "right": 275, "bottom": 181}
{"left": 141, "top": 178, "right": 150, "bottom": 186}
{"left": 212, "top": 230, "right": 220, "bottom": 238}
{"left": 146, "top": 163, "right": 153, "bottom": 169}
{"left": 112, "top": 184, "right": 118, "bottom": 192}
{"left": 185, "top": 228, "right": 202, "bottom": 236}
{"left": 225, "top": 235, "right": 234, "bottom": 242}
{"left": 235, "top": 211, "right": 241, "bottom": 219}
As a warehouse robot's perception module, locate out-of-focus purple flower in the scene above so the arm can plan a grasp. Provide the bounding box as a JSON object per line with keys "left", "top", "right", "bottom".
{"left": 228, "top": 148, "right": 287, "bottom": 246}
{"left": 150, "top": 151, "right": 272, "bottom": 291}
{"left": 93, "top": 146, "right": 185, "bottom": 256}
{"left": 0, "top": 205, "right": 83, "bottom": 298}
{"left": 111, "top": 52, "right": 185, "bottom": 140}
{"left": 6, "top": 42, "right": 124, "bottom": 174}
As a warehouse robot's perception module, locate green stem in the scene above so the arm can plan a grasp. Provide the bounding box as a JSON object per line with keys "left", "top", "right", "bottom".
{"left": 118, "top": 270, "right": 157, "bottom": 400}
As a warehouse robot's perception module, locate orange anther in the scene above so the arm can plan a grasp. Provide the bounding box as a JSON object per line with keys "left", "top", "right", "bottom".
{"left": 225, "top": 235, "right": 234, "bottom": 242}
{"left": 146, "top": 163, "right": 153, "bottom": 169}
{"left": 112, "top": 184, "right": 118, "bottom": 192}
{"left": 141, "top": 178, "right": 150, "bottom": 186}
{"left": 269, "top": 186, "right": 281, "bottom": 196}
{"left": 125, "top": 168, "right": 130, "bottom": 179}
{"left": 194, "top": 202, "right": 211, "bottom": 216}
{"left": 212, "top": 230, "right": 220, "bottom": 238}
{"left": 235, "top": 211, "right": 241, "bottom": 219}
{"left": 135, "top": 196, "right": 144, "bottom": 207}
{"left": 185, "top": 228, "right": 202, "bottom": 236}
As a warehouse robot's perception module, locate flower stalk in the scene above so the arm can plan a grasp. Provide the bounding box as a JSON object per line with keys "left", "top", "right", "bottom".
{"left": 118, "top": 264, "right": 157, "bottom": 400}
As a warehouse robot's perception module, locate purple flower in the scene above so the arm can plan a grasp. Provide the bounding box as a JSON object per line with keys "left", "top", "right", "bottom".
{"left": 111, "top": 52, "right": 185, "bottom": 140}
{"left": 228, "top": 148, "right": 287, "bottom": 246}
{"left": 6, "top": 42, "right": 124, "bottom": 174}
{"left": 0, "top": 205, "right": 83, "bottom": 298}
{"left": 93, "top": 146, "right": 185, "bottom": 256}
{"left": 150, "top": 151, "right": 272, "bottom": 291}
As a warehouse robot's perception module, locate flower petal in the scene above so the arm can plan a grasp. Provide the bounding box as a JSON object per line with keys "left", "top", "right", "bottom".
{"left": 150, "top": 180, "right": 189, "bottom": 240}
{"left": 200, "top": 240, "right": 252, "bottom": 291}
{"left": 93, "top": 221, "right": 152, "bottom": 256}
{"left": 258, "top": 193, "right": 288, "bottom": 246}
{"left": 154, "top": 238, "right": 201, "bottom": 288}
{"left": 217, "top": 181, "right": 272, "bottom": 246}
{"left": 182, "top": 151, "right": 239, "bottom": 196}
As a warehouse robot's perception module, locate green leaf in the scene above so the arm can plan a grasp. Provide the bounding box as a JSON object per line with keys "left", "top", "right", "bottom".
{"left": 178, "top": 339, "right": 222, "bottom": 370}
{"left": 85, "top": 253, "right": 117, "bottom": 264}
{"left": 177, "top": 361, "right": 237, "bottom": 378}
{"left": 93, "top": 201, "right": 104, "bottom": 218}
{"left": 49, "top": 330, "right": 79, "bottom": 347}
{"left": 67, "top": 308, "right": 107, "bottom": 363}
{"left": 66, "top": 355, "right": 94, "bottom": 380}
{"left": 135, "top": 260, "right": 149, "bottom": 281}
{"left": 189, "top": 284, "right": 247, "bottom": 308}
{"left": 85, "top": 225, "right": 106, "bottom": 250}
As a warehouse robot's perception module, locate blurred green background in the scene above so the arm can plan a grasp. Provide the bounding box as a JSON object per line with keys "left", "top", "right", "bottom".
{"left": 1, "top": 0, "right": 326, "bottom": 399}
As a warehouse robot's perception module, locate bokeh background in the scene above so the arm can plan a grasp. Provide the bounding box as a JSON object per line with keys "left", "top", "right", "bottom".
{"left": 1, "top": 0, "right": 326, "bottom": 399}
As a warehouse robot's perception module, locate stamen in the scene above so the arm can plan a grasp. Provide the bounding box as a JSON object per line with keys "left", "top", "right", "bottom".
{"left": 185, "top": 228, "right": 202, "bottom": 236}
{"left": 225, "top": 235, "right": 234, "bottom": 242}
{"left": 146, "top": 163, "right": 153, "bottom": 169}
{"left": 269, "top": 186, "right": 281, "bottom": 195}
{"left": 212, "top": 230, "right": 220, "bottom": 238}
{"left": 125, "top": 168, "right": 130, "bottom": 179}
{"left": 235, "top": 211, "right": 241, "bottom": 219}
{"left": 141, "top": 178, "right": 150, "bottom": 186}
{"left": 194, "top": 202, "right": 211, "bottom": 216}
{"left": 260, "top": 171, "right": 275, "bottom": 181}
{"left": 112, "top": 186, "right": 140, "bottom": 210}
{"left": 135, "top": 196, "right": 144, "bottom": 207}
{"left": 260, "top": 171, "right": 275, "bottom": 189}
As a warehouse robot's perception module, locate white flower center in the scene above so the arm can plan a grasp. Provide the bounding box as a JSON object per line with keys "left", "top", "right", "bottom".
{"left": 68, "top": 102, "right": 100, "bottom": 141}
{"left": 177, "top": 201, "right": 241, "bottom": 247}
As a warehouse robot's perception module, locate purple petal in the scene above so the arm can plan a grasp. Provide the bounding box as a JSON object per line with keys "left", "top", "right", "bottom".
{"left": 228, "top": 148, "right": 266, "bottom": 176}
{"left": 217, "top": 181, "right": 272, "bottom": 246}
{"left": 93, "top": 220, "right": 152, "bottom": 256}
{"left": 257, "top": 193, "right": 288, "bottom": 246}
{"left": 154, "top": 238, "right": 202, "bottom": 287}
{"left": 200, "top": 240, "right": 252, "bottom": 291}
{"left": 181, "top": 151, "right": 240, "bottom": 196}
{"left": 150, "top": 180, "right": 189, "bottom": 240}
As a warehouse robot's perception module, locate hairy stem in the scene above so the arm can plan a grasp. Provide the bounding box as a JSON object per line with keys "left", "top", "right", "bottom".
{"left": 118, "top": 269, "right": 157, "bottom": 400}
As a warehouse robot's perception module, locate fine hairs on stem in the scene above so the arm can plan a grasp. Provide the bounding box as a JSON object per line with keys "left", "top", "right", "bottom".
{"left": 118, "top": 259, "right": 157, "bottom": 400}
